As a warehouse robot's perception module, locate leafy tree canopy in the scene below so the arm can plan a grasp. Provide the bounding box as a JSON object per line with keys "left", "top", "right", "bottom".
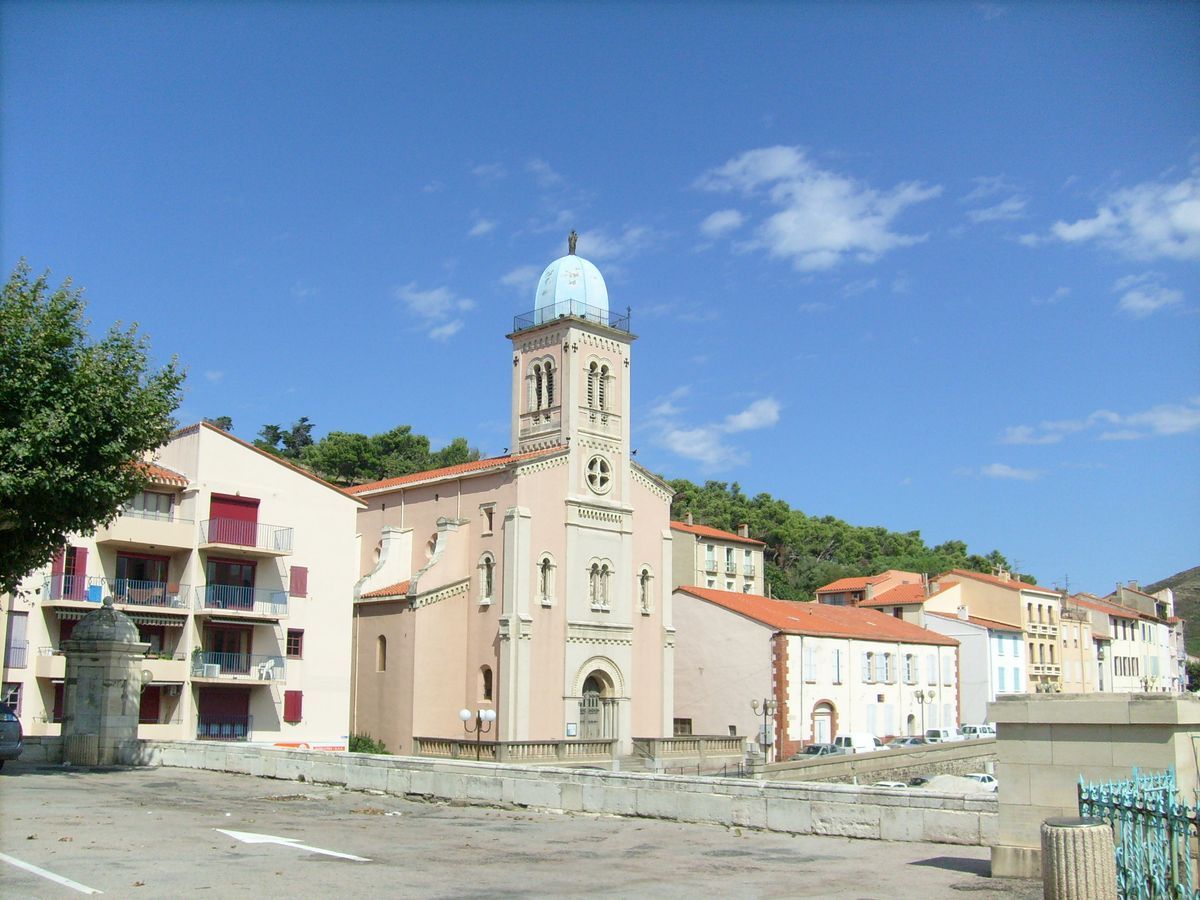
{"left": 670, "top": 479, "right": 1031, "bottom": 600}
{"left": 0, "top": 262, "right": 184, "bottom": 594}
{"left": 204, "top": 415, "right": 234, "bottom": 432}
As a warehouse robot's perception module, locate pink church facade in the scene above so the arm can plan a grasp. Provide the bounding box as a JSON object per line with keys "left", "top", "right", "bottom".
{"left": 349, "top": 249, "right": 675, "bottom": 756}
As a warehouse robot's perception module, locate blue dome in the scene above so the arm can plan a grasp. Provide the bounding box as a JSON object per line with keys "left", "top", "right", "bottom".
{"left": 534, "top": 254, "right": 609, "bottom": 322}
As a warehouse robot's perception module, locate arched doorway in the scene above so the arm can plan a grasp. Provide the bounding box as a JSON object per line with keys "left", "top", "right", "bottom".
{"left": 579, "top": 671, "right": 617, "bottom": 740}
{"left": 811, "top": 701, "right": 836, "bottom": 744}
{"left": 906, "top": 713, "right": 917, "bottom": 735}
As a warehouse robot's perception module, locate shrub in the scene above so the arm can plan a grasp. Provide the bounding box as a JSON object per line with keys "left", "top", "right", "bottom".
{"left": 349, "top": 733, "right": 389, "bottom": 754}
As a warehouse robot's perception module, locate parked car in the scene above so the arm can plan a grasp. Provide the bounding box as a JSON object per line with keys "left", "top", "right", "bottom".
{"left": 833, "top": 733, "right": 885, "bottom": 754}
{"left": 959, "top": 724, "right": 996, "bottom": 740}
{"left": 907, "top": 775, "right": 932, "bottom": 787}
{"left": 0, "top": 706, "right": 22, "bottom": 769}
{"left": 887, "top": 736, "right": 927, "bottom": 749}
{"left": 965, "top": 773, "right": 998, "bottom": 791}
{"left": 791, "top": 742, "right": 841, "bottom": 759}
{"left": 924, "top": 728, "right": 964, "bottom": 743}
{"left": 871, "top": 781, "right": 908, "bottom": 789}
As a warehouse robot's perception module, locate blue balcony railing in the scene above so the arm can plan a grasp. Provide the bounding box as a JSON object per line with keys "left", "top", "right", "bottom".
{"left": 200, "top": 518, "right": 294, "bottom": 553}
{"left": 197, "top": 714, "right": 253, "bottom": 742}
{"left": 195, "top": 585, "right": 288, "bottom": 617}
{"left": 513, "top": 301, "right": 630, "bottom": 334}
{"left": 192, "top": 651, "right": 285, "bottom": 680}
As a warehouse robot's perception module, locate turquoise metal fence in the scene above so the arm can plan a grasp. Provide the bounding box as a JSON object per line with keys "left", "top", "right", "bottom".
{"left": 1078, "top": 767, "right": 1200, "bottom": 899}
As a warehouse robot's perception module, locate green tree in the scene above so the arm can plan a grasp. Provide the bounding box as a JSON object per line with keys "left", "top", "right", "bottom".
{"left": 204, "top": 415, "right": 234, "bottom": 432}
{"left": 0, "top": 262, "right": 184, "bottom": 594}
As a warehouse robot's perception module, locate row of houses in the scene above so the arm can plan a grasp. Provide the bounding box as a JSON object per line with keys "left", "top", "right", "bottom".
{"left": 0, "top": 244, "right": 1186, "bottom": 763}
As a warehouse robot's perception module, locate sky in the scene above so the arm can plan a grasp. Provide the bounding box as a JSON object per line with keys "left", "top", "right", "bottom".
{"left": 3, "top": 2, "right": 1198, "bottom": 596}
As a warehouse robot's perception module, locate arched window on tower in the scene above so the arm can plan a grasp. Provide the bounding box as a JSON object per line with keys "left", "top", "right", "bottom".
{"left": 544, "top": 360, "right": 555, "bottom": 408}
{"left": 538, "top": 554, "right": 556, "bottom": 606}
{"left": 376, "top": 635, "right": 387, "bottom": 672}
{"left": 480, "top": 665, "right": 493, "bottom": 702}
{"left": 598, "top": 364, "right": 610, "bottom": 411}
{"left": 533, "top": 363, "right": 544, "bottom": 410}
{"left": 587, "top": 362, "right": 598, "bottom": 409}
{"left": 638, "top": 566, "right": 653, "bottom": 615}
{"left": 478, "top": 553, "right": 495, "bottom": 604}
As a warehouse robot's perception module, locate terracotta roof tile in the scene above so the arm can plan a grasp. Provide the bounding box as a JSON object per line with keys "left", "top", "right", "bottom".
{"left": 360, "top": 580, "right": 411, "bottom": 599}
{"left": 925, "top": 611, "right": 1023, "bottom": 633}
{"left": 859, "top": 583, "right": 928, "bottom": 607}
{"left": 937, "top": 569, "right": 1060, "bottom": 595}
{"left": 815, "top": 576, "right": 873, "bottom": 594}
{"left": 140, "top": 462, "right": 188, "bottom": 488}
{"left": 349, "top": 448, "right": 561, "bottom": 495}
{"left": 1070, "top": 595, "right": 1143, "bottom": 621}
{"left": 669, "top": 521, "right": 765, "bottom": 546}
{"left": 676, "top": 586, "right": 957, "bottom": 646}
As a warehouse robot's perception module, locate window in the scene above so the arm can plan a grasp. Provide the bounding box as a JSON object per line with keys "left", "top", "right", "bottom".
{"left": 480, "top": 665, "right": 493, "bottom": 701}
{"left": 4, "top": 612, "right": 28, "bottom": 669}
{"left": 538, "top": 555, "right": 556, "bottom": 606}
{"left": 376, "top": 635, "right": 387, "bottom": 672}
{"left": 803, "top": 645, "right": 817, "bottom": 682}
{"left": 704, "top": 545, "right": 716, "bottom": 572}
{"left": 589, "top": 561, "right": 612, "bottom": 609}
{"left": 863, "top": 651, "right": 875, "bottom": 683}
{"left": 942, "top": 654, "right": 954, "bottom": 685}
{"left": 725, "top": 581, "right": 734, "bottom": 591}
{"left": 478, "top": 553, "right": 495, "bottom": 603}
{"left": 833, "top": 648, "right": 843, "bottom": 684}
{"left": 904, "top": 654, "right": 917, "bottom": 684}
{"left": 874, "top": 652, "right": 889, "bottom": 684}
{"left": 743, "top": 583, "right": 751, "bottom": 593}
{"left": 481, "top": 504, "right": 495, "bottom": 534}
{"left": 998, "top": 666, "right": 1007, "bottom": 692}
{"left": 638, "top": 567, "right": 653, "bottom": 614}
{"left": 286, "top": 629, "right": 304, "bottom": 659}
{"left": 1, "top": 683, "right": 20, "bottom": 715}
{"left": 283, "top": 690, "right": 303, "bottom": 724}
{"left": 725, "top": 547, "right": 735, "bottom": 574}
{"left": 673, "top": 718, "right": 693, "bottom": 736}
{"left": 743, "top": 548, "right": 753, "bottom": 576}
{"left": 585, "top": 455, "right": 611, "bottom": 494}
{"left": 125, "top": 490, "right": 174, "bottom": 520}
{"left": 50, "top": 545, "right": 89, "bottom": 600}
{"left": 926, "top": 653, "right": 936, "bottom": 685}
{"left": 288, "top": 566, "right": 308, "bottom": 598}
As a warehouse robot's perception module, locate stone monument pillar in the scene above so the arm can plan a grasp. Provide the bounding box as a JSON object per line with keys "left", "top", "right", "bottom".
{"left": 61, "top": 596, "right": 149, "bottom": 765}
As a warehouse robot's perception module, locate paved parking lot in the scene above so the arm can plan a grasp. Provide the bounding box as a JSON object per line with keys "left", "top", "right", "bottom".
{"left": 0, "top": 761, "right": 1040, "bottom": 898}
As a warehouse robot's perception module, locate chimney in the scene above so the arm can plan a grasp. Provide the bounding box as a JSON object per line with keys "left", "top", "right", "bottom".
{"left": 998, "top": 569, "right": 1011, "bottom": 582}
{"left": 738, "top": 523, "right": 749, "bottom": 538}
{"left": 1127, "top": 580, "right": 1139, "bottom": 591}
{"left": 685, "top": 512, "right": 693, "bottom": 526}
{"left": 957, "top": 605, "right": 969, "bottom": 621}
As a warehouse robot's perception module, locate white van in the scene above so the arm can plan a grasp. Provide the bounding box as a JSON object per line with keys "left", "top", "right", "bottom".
{"left": 924, "top": 728, "right": 965, "bottom": 743}
{"left": 959, "top": 724, "right": 996, "bottom": 740}
{"left": 833, "top": 733, "right": 885, "bottom": 754}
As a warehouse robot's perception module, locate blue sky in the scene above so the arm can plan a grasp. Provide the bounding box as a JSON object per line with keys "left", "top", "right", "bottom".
{"left": 3, "top": 2, "right": 1197, "bottom": 595}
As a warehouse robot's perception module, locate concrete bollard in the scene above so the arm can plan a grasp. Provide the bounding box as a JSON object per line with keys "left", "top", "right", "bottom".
{"left": 1041, "top": 817, "right": 1117, "bottom": 900}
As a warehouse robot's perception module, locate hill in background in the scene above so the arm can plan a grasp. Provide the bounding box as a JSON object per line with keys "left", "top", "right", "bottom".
{"left": 1145, "top": 566, "right": 1200, "bottom": 657}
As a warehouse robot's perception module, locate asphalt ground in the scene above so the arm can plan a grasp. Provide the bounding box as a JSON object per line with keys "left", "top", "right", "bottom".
{"left": 0, "top": 760, "right": 1042, "bottom": 899}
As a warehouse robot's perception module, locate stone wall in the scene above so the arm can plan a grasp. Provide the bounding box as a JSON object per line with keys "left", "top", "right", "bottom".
{"left": 765, "top": 739, "right": 997, "bottom": 783}
{"left": 988, "top": 692, "right": 1200, "bottom": 878}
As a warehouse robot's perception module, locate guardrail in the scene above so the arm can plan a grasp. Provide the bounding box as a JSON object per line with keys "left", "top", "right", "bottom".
{"left": 194, "top": 585, "right": 289, "bottom": 617}
{"left": 413, "top": 737, "right": 617, "bottom": 764}
{"left": 196, "top": 715, "right": 253, "bottom": 742}
{"left": 200, "top": 518, "right": 294, "bottom": 553}
{"left": 43, "top": 576, "right": 190, "bottom": 609}
{"left": 191, "top": 652, "right": 285, "bottom": 681}
{"left": 513, "top": 301, "right": 630, "bottom": 333}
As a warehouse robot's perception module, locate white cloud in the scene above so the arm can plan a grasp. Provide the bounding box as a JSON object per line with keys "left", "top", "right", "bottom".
{"left": 699, "top": 209, "right": 746, "bottom": 239}
{"left": 468, "top": 217, "right": 496, "bottom": 238}
{"left": 291, "top": 281, "right": 320, "bottom": 300}
{"left": 1032, "top": 286, "right": 1071, "bottom": 305}
{"left": 981, "top": 463, "right": 1042, "bottom": 481}
{"left": 696, "top": 145, "right": 941, "bottom": 271}
{"left": 842, "top": 277, "right": 878, "bottom": 297}
{"left": 471, "top": 162, "right": 507, "bottom": 181}
{"left": 967, "top": 196, "right": 1027, "bottom": 223}
{"left": 1003, "top": 397, "right": 1200, "bottom": 444}
{"left": 500, "top": 265, "right": 542, "bottom": 293}
{"left": 961, "top": 175, "right": 1018, "bottom": 203}
{"left": 394, "top": 282, "right": 475, "bottom": 340}
{"left": 527, "top": 158, "right": 564, "bottom": 188}
{"left": 648, "top": 394, "right": 781, "bottom": 469}
{"left": 575, "top": 225, "right": 657, "bottom": 261}
{"left": 975, "top": 3, "right": 1009, "bottom": 19}
{"left": 421, "top": 180, "right": 444, "bottom": 194}
{"left": 1112, "top": 272, "right": 1183, "bottom": 317}
{"left": 1030, "top": 166, "right": 1200, "bottom": 261}
{"left": 204, "top": 370, "right": 223, "bottom": 383}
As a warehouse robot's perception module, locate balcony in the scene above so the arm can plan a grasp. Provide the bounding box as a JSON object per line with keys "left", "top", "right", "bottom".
{"left": 199, "top": 518, "right": 293, "bottom": 558}
{"left": 1027, "top": 622, "right": 1059, "bottom": 637}
{"left": 144, "top": 655, "right": 188, "bottom": 682}
{"left": 110, "top": 579, "right": 191, "bottom": 611}
{"left": 725, "top": 563, "right": 738, "bottom": 575}
{"left": 704, "top": 559, "right": 718, "bottom": 574}
{"left": 1030, "top": 663, "right": 1062, "bottom": 676}
{"left": 512, "top": 301, "right": 631, "bottom": 334}
{"left": 743, "top": 565, "right": 756, "bottom": 577}
{"left": 196, "top": 714, "right": 254, "bottom": 742}
{"left": 93, "top": 509, "right": 194, "bottom": 551}
{"left": 193, "top": 585, "right": 288, "bottom": 620}
{"left": 42, "top": 576, "right": 191, "bottom": 613}
{"left": 191, "top": 651, "right": 285, "bottom": 682}
{"left": 35, "top": 648, "right": 64, "bottom": 678}
{"left": 518, "top": 407, "right": 562, "bottom": 439}
{"left": 4, "top": 640, "right": 29, "bottom": 668}
{"left": 42, "top": 575, "right": 106, "bottom": 607}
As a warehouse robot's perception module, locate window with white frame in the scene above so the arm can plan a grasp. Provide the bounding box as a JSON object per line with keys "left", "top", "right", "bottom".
{"left": 588, "top": 560, "right": 612, "bottom": 610}
{"left": 833, "top": 648, "right": 843, "bottom": 684}
{"left": 904, "top": 653, "right": 917, "bottom": 684}
{"left": 803, "top": 645, "right": 817, "bottom": 682}
{"left": 941, "top": 654, "right": 953, "bottom": 686}
{"left": 478, "top": 553, "right": 495, "bottom": 604}
{"left": 874, "top": 652, "right": 889, "bottom": 683}
{"left": 926, "top": 653, "right": 937, "bottom": 685}
{"left": 862, "top": 651, "right": 875, "bottom": 683}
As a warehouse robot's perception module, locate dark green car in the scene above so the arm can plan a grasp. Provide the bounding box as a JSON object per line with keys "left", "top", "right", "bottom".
{"left": 0, "top": 706, "right": 22, "bottom": 768}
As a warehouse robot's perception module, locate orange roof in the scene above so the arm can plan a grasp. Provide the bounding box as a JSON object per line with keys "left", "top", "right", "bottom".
{"left": 669, "top": 521, "right": 765, "bottom": 546}
{"left": 676, "top": 586, "right": 957, "bottom": 646}
{"left": 349, "top": 448, "right": 561, "bottom": 495}
{"left": 360, "top": 580, "right": 411, "bottom": 599}
{"left": 937, "top": 569, "right": 1059, "bottom": 595}
{"left": 925, "top": 611, "right": 1022, "bottom": 633}
{"left": 140, "top": 462, "right": 188, "bottom": 488}
{"left": 1071, "top": 595, "right": 1142, "bottom": 621}
{"left": 815, "top": 576, "right": 873, "bottom": 594}
{"left": 859, "top": 583, "right": 927, "bottom": 607}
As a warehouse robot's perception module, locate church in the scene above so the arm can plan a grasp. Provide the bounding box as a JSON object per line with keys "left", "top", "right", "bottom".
{"left": 348, "top": 239, "right": 676, "bottom": 755}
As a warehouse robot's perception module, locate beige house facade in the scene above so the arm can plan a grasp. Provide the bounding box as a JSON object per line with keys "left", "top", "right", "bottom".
{"left": 349, "top": 250, "right": 675, "bottom": 757}
{"left": 669, "top": 517, "right": 764, "bottom": 594}
{"left": 0, "top": 422, "right": 363, "bottom": 747}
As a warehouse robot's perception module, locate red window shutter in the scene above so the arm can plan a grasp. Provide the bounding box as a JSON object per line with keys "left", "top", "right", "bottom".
{"left": 289, "top": 566, "right": 308, "bottom": 598}
{"left": 50, "top": 549, "right": 65, "bottom": 599}
{"left": 68, "top": 546, "right": 88, "bottom": 600}
{"left": 283, "top": 690, "right": 303, "bottom": 724}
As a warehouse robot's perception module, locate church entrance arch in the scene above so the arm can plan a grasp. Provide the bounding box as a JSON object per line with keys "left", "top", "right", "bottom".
{"left": 573, "top": 659, "right": 624, "bottom": 742}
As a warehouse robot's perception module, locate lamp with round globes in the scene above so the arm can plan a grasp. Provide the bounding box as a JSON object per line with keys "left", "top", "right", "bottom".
{"left": 460, "top": 707, "right": 497, "bottom": 760}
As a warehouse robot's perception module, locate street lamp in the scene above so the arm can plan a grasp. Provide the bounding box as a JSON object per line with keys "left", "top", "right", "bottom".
{"left": 749, "top": 697, "right": 777, "bottom": 761}
{"left": 914, "top": 689, "right": 935, "bottom": 736}
{"left": 459, "top": 707, "right": 496, "bottom": 760}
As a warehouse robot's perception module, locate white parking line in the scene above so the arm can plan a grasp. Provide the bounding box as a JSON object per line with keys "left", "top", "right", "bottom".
{"left": 0, "top": 851, "right": 103, "bottom": 895}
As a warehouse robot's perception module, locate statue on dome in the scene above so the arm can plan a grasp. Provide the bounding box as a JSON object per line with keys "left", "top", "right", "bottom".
{"left": 568, "top": 230, "right": 578, "bottom": 255}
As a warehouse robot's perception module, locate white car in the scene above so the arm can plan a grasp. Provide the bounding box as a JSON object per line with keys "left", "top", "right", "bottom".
{"left": 965, "top": 773, "right": 998, "bottom": 791}
{"left": 871, "top": 781, "right": 908, "bottom": 789}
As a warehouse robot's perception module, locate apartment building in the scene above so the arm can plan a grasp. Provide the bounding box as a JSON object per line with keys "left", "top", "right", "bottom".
{"left": 814, "top": 569, "right": 923, "bottom": 607}
{"left": 1072, "top": 587, "right": 1181, "bottom": 693}
{"left": 924, "top": 610, "right": 1025, "bottom": 724}
{"left": 0, "top": 422, "right": 362, "bottom": 746}
{"left": 670, "top": 516, "right": 764, "bottom": 595}
{"left": 672, "top": 586, "right": 958, "bottom": 761}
